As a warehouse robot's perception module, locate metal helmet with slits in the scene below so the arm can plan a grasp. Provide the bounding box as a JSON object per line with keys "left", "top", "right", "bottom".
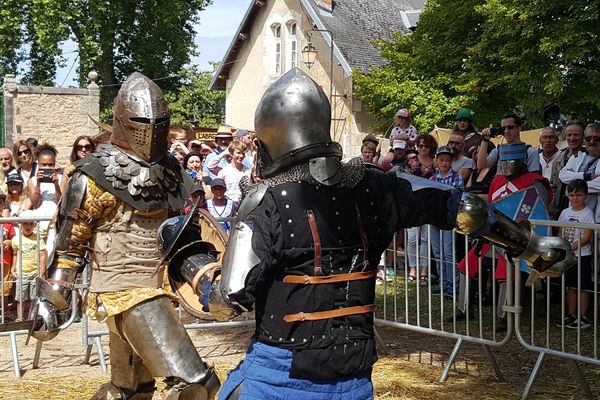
{"left": 254, "top": 68, "right": 343, "bottom": 183}
{"left": 110, "top": 72, "right": 169, "bottom": 164}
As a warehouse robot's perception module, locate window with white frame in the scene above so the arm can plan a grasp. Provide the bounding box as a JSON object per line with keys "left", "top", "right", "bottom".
{"left": 289, "top": 22, "right": 297, "bottom": 69}
{"left": 273, "top": 24, "right": 282, "bottom": 75}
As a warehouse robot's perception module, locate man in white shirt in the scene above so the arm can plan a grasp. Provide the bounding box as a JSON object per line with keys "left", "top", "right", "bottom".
{"left": 559, "top": 122, "right": 600, "bottom": 221}
{"left": 538, "top": 127, "right": 561, "bottom": 200}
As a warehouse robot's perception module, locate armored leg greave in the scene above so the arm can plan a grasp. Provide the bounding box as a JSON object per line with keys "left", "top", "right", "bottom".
{"left": 95, "top": 295, "right": 219, "bottom": 399}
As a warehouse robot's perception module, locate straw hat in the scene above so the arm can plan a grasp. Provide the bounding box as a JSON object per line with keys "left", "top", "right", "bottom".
{"left": 215, "top": 125, "right": 233, "bottom": 139}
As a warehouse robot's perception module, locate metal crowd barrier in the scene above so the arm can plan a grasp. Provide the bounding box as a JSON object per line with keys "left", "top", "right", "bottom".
{"left": 515, "top": 219, "right": 599, "bottom": 399}
{"left": 3, "top": 213, "right": 599, "bottom": 399}
{"left": 0, "top": 213, "right": 253, "bottom": 376}
{"left": 0, "top": 215, "right": 81, "bottom": 377}
{"left": 375, "top": 221, "right": 599, "bottom": 399}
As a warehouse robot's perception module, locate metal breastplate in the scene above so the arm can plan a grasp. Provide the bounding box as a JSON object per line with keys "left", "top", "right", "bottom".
{"left": 90, "top": 203, "right": 168, "bottom": 292}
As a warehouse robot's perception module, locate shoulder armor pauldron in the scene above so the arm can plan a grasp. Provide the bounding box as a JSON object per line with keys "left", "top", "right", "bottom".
{"left": 75, "top": 144, "right": 186, "bottom": 211}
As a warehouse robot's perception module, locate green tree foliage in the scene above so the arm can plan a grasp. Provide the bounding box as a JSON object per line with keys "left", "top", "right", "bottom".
{"left": 354, "top": 0, "right": 600, "bottom": 134}
{"left": 0, "top": 0, "right": 212, "bottom": 108}
{"left": 167, "top": 66, "right": 225, "bottom": 128}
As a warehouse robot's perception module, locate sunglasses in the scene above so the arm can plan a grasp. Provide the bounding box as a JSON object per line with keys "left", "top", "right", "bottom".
{"left": 447, "top": 141, "right": 463, "bottom": 146}
{"left": 18, "top": 149, "right": 31, "bottom": 156}
{"left": 584, "top": 136, "right": 600, "bottom": 143}
{"left": 501, "top": 125, "right": 517, "bottom": 132}
{"left": 77, "top": 144, "right": 92, "bottom": 151}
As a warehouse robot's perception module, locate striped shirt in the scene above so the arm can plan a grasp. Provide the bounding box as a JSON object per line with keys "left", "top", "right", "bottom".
{"left": 431, "top": 169, "right": 464, "bottom": 189}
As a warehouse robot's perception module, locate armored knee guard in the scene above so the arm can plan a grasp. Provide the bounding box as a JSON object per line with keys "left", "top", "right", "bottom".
{"left": 117, "top": 296, "right": 220, "bottom": 398}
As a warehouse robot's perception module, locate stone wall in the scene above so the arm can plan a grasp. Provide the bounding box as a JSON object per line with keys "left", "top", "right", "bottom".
{"left": 2, "top": 73, "right": 100, "bottom": 168}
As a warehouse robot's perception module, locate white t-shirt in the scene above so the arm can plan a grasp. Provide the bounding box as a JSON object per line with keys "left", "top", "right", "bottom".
{"left": 217, "top": 164, "right": 251, "bottom": 203}
{"left": 30, "top": 175, "right": 63, "bottom": 227}
{"left": 558, "top": 206, "right": 595, "bottom": 256}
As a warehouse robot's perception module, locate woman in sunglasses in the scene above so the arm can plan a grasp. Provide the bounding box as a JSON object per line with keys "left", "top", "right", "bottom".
{"left": 69, "top": 135, "right": 96, "bottom": 164}
{"left": 61, "top": 136, "right": 96, "bottom": 193}
{"left": 12, "top": 140, "right": 37, "bottom": 183}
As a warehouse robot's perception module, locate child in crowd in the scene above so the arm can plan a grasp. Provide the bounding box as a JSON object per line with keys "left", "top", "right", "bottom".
{"left": 0, "top": 190, "right": 16, "bottom": 320}
{"left": 184, "top": 184, "right": 206, "bottom": 215}
{"left": 2, "top": 171, "right": 31, "bottom": 217}
{"left": 558, "top": 179, "right": 595, "bottom": 330}
{"left": 205, "top": 178, "right": 236, "bottom": 235}
{"left": 10, "top": 210, "right": 46, "bottom": 319}
{"left": 430, "top": 146, "right": 463, "bottom": 296}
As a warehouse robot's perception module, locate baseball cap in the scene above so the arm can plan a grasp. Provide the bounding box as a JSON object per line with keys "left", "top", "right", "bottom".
{"left": 6, "top": 171, "right": 23, "bottom": 184}
{"left": 395, "top": 109, "right": 410, "bottom": 118}
{"left": 392, "top": 140, "right": 407, "bottom": 150}
{"left": 436, "top": 146, "right": 454, "bottom": 156}
{"left": 190, "top": 183, "right": 205, "bottom": 195}
{"left": 210, "top": 178, "right": 227, "bottom": 189}
{"left": 235, "top": 129, "right": 249, "bottom": 140}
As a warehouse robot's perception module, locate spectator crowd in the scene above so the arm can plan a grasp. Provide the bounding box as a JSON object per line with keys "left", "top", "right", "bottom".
{"left": 363, "top": 108, "right": 599, "bottom": 331}
{"left": 1, "top": 111, "right": 598, "bottom": 332}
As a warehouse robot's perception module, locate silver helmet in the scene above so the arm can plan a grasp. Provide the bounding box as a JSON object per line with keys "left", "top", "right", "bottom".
{"left": 498, "top": 143, "right": 528, "bottom": 179}
{"left": 254, "top": 68, "right": 342, "bottom": 179}
{"left": 110, "top": 72, "right": 169, "bottom": 164}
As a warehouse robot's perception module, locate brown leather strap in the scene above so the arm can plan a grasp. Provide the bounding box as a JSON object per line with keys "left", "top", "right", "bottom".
{"left": 354, "top": 204, "right": 370, "bottom": 271}
{"left": 190, "top": 262, "right": 220, "bottom": 293}
{"left": 47, "top": 278, "right": 75, "bottom": 290}
{"left": 306, "top": 210, "right": 323, "bottom": 276}
{"left": 283, "top": 270, "right": 377, "bottom": 284}
{"left": 283, "top": 304, "right": 375, "bottom": 323}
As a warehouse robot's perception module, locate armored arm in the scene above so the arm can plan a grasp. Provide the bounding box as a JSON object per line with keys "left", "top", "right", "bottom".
{"left": 158, "top": 212, "right": 244, "bottom": 322}
{"left": 159, "top": 184, "right": 269, "bottom": 321}
{"left": 455, "top": 192, "right": 576, "bottom": 277}
{"left": 31, "top": 173, "right": 117, "bottom": 340}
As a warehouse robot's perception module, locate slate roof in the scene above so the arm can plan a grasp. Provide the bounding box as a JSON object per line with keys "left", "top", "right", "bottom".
{"left": 304, "top": 0, "right": 425, "bottom": 73}
{"left": 210, "top": 0, "right": 424, "bottom": 90}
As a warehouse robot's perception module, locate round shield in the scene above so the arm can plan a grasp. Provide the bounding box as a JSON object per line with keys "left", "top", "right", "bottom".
{"left": 169, "top": 208, "right": 228, "bottom": 320}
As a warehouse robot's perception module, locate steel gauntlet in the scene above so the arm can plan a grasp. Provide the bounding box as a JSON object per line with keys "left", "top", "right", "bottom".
{"left": 455, "top": 192, "right": 576, "bottom": 277}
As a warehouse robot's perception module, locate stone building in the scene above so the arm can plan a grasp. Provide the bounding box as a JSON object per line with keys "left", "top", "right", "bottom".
{"left": 210, "top": 0, "right": 423, "bottom": 157}
{"left": 2, "top": 72, "right": 100, "bottom": 167}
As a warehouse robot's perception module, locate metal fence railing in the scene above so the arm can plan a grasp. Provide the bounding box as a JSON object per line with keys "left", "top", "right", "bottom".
{"left": 0, "top": 215, "right": 75, "bottom": 377}
{"left": 2, "top": 214, "right": 599, "bottom": 399}
{"left": 375, "top": 221, "right": 599, "bottom": 399}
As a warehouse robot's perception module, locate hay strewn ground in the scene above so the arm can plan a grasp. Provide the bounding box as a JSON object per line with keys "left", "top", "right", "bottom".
{"left": 0, "top": 319, "right": 598, "bottom": 399}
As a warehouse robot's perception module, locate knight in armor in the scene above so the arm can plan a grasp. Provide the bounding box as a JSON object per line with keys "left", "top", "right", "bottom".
{"left": 29, "top": 72, "right": 220, "bottom": 400}
{"left": 163, "top": 69, "right": 575, "bottom": 399}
